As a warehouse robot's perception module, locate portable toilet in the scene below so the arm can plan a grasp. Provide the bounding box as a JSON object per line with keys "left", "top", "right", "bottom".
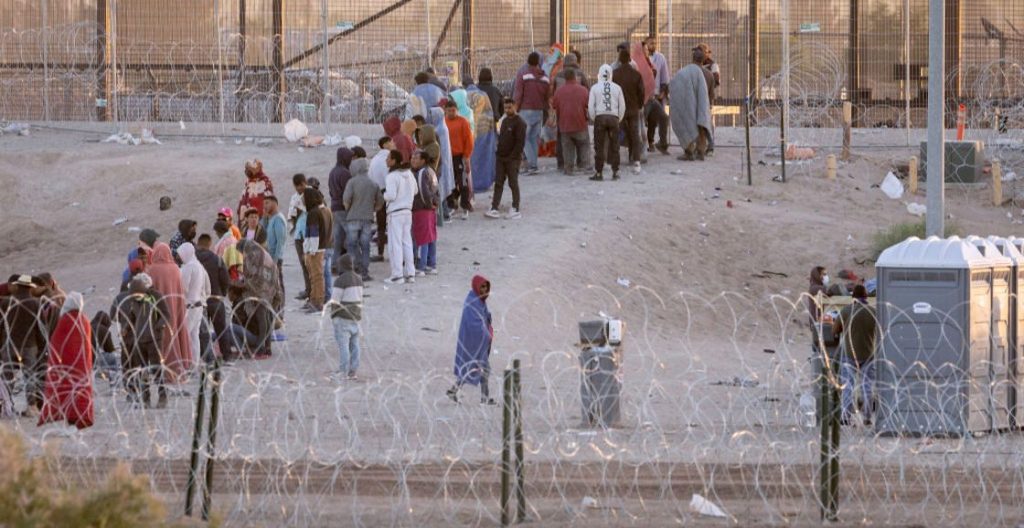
{"left": 875, "top": 236, "right": 1011, "bottom": 436}
{"left": 965, "top": 236, "right": 1015, "bottom": 430}
{"left": 988, "top": 236, "right": 1024, "bottom": 429}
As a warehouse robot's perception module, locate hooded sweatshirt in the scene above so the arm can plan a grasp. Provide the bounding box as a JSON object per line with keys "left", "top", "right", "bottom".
{"left": 384, "top": 116, "right": 415, "bottom": 163}
{"left": 329, "top": 254, "right": 364, "bottom": 321}
{"left": 384, "top": 166, "right": 418, "bottom": 214}
{"left": 343, "top": 159, "right": 385, "bottom": 222}
{"left": 369, "top": 149, "right": 390, "bottom": 190}
{"left": 329, "top": 147, "right": 354, "bottom": 212}
{"left": 476, "top": 69, "right": 504, "bottom": 120}
{"left": 416, "top": 125, "right": 442, "bottom": 175}
{"left": 588, "top": 65, "right": 626, "bottom": 121}
{"left": 178, "top": 243, "right": 211, "bottom": 307}
{"left": 195, "top": 245, "right": 230, "bottom": 297}
{"left": 453, "top": 274, "right": 493, "bottom": 385}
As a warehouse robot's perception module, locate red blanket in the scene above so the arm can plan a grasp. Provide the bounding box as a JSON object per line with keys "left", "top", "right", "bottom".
{"left": 38, "top": 310, "right": 94, "bottom": 429}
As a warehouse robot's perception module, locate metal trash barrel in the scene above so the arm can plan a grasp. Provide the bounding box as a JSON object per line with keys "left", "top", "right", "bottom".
{"left": 579, "top": 346, "right": 622, "bottom": 427}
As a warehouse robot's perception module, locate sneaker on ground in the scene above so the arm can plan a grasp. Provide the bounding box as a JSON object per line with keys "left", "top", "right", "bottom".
{"left": 506, "top": 208, "right": 522, "bottom": 219}
{"left": 361, "top": 274, "right": 373, "bottom": 282}
{"left": 612, "top": 172, "right": 621, "bottom": 181}
{"left": 426, "top": 268, "right": 439, "bottom": 275}
{"left": 415, "top": 270, "right": 426, "bottom": 277}
{"left": 271, "top": 331, "right": 287, "bottom": 342}
{"left": 405, "top": 276, "right": 416, "bottom": 284}
{"left": 481, "top": 397, "right": 497, "bottom": 405}
{"left": 370, "top": 255, "right": 385, "bottom": 262}
{"left": 294, "top": 291, "right": 309, "bottom": 301}
{"left": 485, "top": 208, "right": 501, "bottom": 219}
{"left": 384, "top": 277, "right": 404, "bottom": 285}
{"left": 528, "top": 167, "right": 539, "bottom": 175}
{"left": 633, "top": 161, "right": 642, "bottom": 174}
{"left": 446, "top": 387, "right": 459, "bottom": 403}
{"left": 589, "top": 173, "right": 603, "bottom": 181}
{"left": 347, "top": 372, "right": 358, "bottom": 381}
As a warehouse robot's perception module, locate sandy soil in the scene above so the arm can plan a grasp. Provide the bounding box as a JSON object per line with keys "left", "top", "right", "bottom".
{"left": 3, "top": 124, "right": 1023, "bottom": 525}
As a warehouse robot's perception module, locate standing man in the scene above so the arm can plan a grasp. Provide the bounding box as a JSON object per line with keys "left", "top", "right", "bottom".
{"left": 195, "top": 234, "right": 234, "bottom": 361}
{"left": 486, "top": 98, "right": 526, "bottom": 219}
{"left": 288, "top": 174, "right": 311, "bottom": 301}
{"left": 328, "top": 147, "right": 354, "bottom": 274}
{"left": 644, "top": 36, "right": 671, "bottom": 155}
{"left": 552, "top": 69, "right": 592, "bottom": 175}
{"left": 552, "top": 53, "right": 590, "bottom": 172}
{"left": 670, "top": 48, "right": 713, "bottom": 162}
{"left": 588, "top": 64, "right": 626, "bottom": 181}
{"left": 343, "top": 154, "right": 385, "bottom": 281}
{"left": 301, "top": 188, "right": 332, "bottom": 312}
{"left": 262, "top": 195, "right": 288, "bottom": 297}
{"left": 832, "top": 285, "right": 878, "bottom": 426}
{"left": 383, "top": 150, "right": 418, "bottom": 284}
{"left": 169, "top": 219, "right": 198, "bottom": 265}
{"left": 513, "top": 51, "right": 550, "bottom": 175}
{"left": 5, "top": 275, "right": 47, "bottom": 416}
{"left": 612, "top": 49, "right": 646, "bottom": 175}
{"left": 369, "top": 137, "right": 393, "bottom": 263}
{"left": 444, "top": 100, "right": 475, "bottom": 219}
{"left": 695, "top": 43, "right": 720, "bottom": 155}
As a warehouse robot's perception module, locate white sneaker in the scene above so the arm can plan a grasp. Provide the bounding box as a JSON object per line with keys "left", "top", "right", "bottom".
{"left": 405, "top": 276, "right": 416, "bottom": 284}
{"left": 632, "top": 161, "right": 642, "bottom": 174}
{"left": 426, "top": 268, "right": 439, "bottom": 275}
{"left": 506, "top": 208, "right": 522, "bottom": 220}
{"left": 384, "top": 277, "right": 404, "bottom": 285}
{"left": 485, "top": 208, "right": 501, "bottom": 219}
{"left": 415, "top": 270, "right": 426, "bottom": 277}
{"left": 460, "top": 210, "right": 470, "bottom": 220}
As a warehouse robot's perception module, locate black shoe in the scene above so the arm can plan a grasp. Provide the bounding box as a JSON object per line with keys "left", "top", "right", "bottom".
{"left": 294, "top": 291, "right": 309, "bottom": 301}
{"left": 657, "top": 145, "right": 669, "bottom": 155}
{"left": 839, "top": 417, "right": 851, "bottom": 426}
{"left": 446, "top": 387, "right": 459, "bottom": 403}
{"left": 612, "top": 172, "right": 620, "bottom": 181}
{"left": 481, "top": 397, "right": 497, "bottom": 405}
{"left": 589, "top": 173, "right": 603, "bottom": 181}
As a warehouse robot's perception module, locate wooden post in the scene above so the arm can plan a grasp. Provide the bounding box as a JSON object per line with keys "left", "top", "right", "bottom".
{"left": 96, "top": 0, "right": 111, "bottom": 121}
{"left": 272, "top": 0, "right": 285, "bottom": 123}
{"left": 826, "top": 154, "right": 837, "bottom": 180}
{"left": 841, "top": 102, "right": 852, "bottom": 161}
{"left": 993, "top": 160, "right": 1004, "bottom": 206}
{"left": 908, "top": 156, "right": 918, "bottom": 194}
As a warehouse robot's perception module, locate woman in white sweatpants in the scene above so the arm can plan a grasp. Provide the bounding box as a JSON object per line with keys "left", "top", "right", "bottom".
{"left": 382, "top": 150, "right": 418, "bottom": 283}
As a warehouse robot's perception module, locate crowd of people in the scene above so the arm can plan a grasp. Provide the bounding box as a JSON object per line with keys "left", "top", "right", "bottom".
{"left": 0, "top": 35, "right": 724, "bottom": 424}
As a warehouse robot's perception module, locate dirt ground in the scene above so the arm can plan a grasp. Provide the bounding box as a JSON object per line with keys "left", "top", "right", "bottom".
{"left": 3, "top": 123, "right": 1024, "bottom": 525}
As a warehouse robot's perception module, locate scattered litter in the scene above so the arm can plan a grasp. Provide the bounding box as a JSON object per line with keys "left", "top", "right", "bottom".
{"left": 751, "top": 270, "right": 788, "bottom": 279}
{"left": 140, "top": 128, "right": 161, "bottom": 144}
{"left": 301, "top": 136, "right": 324, "bottom": 148}
{"left": 1003, "top": 171, "right": 1017, "bottom": 182}
{"left": 906, "top": 202, "right": 926, "bottom": 217}
{"left": 255, "top": 138, "right": 273, "bottom": 147}
{"left": 2, "top": 122, "right": 30, "bottom": 136}
{"left": 179, "top": 120, "right": 186, "bottom": 130}
{"left": 323, "top": 133, "right": 343, "bottom": 146}
{"left": 420, "top": 327, "right": 441, "bottom": 333}
{"left": 344, "top": 135, "right": 362, "bottom": 149}
{"left": 159, "top": 196, "right": 173, "bottom": 211}
{"left": 711, "top": 376, "right": 759, "bottom": 388}
{"left": 283, "top": 118, "right": 309, "bottom": 142}
{"left": 234, "top": 139, "right": 243, "bottom": 145}
{"left": 616, "top": 277, "right": 631, "bottom": 288}
{"left": 581, "top": 496, "right": 599, "bottom": 509}
{"left": 580, "top": 242, "right": 587, "bottom": 248}
{"left": 298, "top": 147, "right": 305, "bottom": 153}
{"left": 127, "top": 226, "right": 141, "bottom": 233}
{"left": 671, "top": 169, "right": 684, "bottom": 175}
{"left": 112, "top": 216, "right": 128, "bottom": 226}
{"left": 71, "top": 202, "right": 80, "bottom": 207}
{"left": 763, "top": 348, "right": 776, "bottom": 354}
{"left": 881, "top": 171, "right": 903, "bottom": 199}
{"left": 472, "top": 261, "right": 480, "bottom": 266}
{"left": 785, "top": 144, "right": 815, "bottom": 160}
{"left": 102, "top": 132, "right": 141, "bottom": 146}
{"left": 726, "top": 200, "right": 733, "bottom": 208}
{"left": 244, "top": 137, "right": 254, "bottom": 142}
{"left": 689, "top": 493, "right": 728, "bottom": 518}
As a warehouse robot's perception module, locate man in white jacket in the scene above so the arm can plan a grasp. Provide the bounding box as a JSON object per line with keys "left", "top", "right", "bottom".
{"left": 588, "top": 64, "right": 626, "bottom": 181}
{"left": 369, "top": 137, "right": 394, "bottom": 262}
{"left": 177, "top": 242, "right": 211, "bottom": 366}
{"left": 382, "top": 150, "right": 419, "bottom": 284}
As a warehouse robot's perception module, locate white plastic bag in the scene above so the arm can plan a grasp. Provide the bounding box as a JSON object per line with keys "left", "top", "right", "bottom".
{"left": 880, "top": 171, "right": 903, "bottom": 199}
{"left": 283, "top": 119, "right": 309, "bottom": 142}
{"left": 689, "top": 493, "right": 727, "bottom": 518}
{"left": 906, "top": 202, "right": 926, "bottom": 217}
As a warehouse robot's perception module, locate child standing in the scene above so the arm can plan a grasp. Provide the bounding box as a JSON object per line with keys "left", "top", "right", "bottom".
{"left": 328, "top": 254, "right": 364, "bottom": 380}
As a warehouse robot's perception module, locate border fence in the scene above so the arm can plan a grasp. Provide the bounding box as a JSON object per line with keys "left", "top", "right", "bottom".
{"left": 2, "top": 1, "right": 1023, "bottom": 128}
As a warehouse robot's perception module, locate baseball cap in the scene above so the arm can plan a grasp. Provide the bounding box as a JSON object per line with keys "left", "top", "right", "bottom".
{"left": 218, "top": 207, "right": 234, "bottom": 218}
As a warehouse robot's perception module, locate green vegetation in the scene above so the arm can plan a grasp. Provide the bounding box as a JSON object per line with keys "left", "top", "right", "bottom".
{"left": 870, "top": 220, "right": 961, "bottom": 260}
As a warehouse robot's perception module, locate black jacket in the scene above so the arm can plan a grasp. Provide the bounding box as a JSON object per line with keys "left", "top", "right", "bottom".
{"left": 496, "top": 114, "right": 527, "bottom": 160}
{"left": 613, "top": 65, "right": 645, "bottom": 115}
{"left": 328, "top": 147, "right": 354, "bottom": 212}
{"left": 196, "top": 248, "right": 231, "bottom": 298}
{"left": 1, "top": 293, "right": 47, "bottom": 352}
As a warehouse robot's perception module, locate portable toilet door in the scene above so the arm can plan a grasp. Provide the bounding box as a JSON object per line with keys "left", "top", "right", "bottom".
{"left": 989, "top": 236, "right": 1024, "bottom": 429}
{"left": 875, "top": 236, "right": 988, "bottom": 436}
{"left": 966, "top": 236, "right": 1014, "bottom": 431}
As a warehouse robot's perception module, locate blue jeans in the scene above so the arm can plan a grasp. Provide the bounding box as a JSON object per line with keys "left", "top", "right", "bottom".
{"left": 520, "top": 109, "right": 544, "bottom": 170}
{"left": 332, "top": 318, "right": 361, "bottom": 374}
{"left": 345, "top": 220, "right": 374, "bottom": 276}
{"left": 417, "top": 242, "right": 436, "bottom": 270}
{"left": 323, "top": 248, "right": 334, "bottom": 294}
{"left": 840, "top": 357, "right": 875, "bottom": 421}
{"left": 332, "top": 210, "right": 347, "bottom": 270}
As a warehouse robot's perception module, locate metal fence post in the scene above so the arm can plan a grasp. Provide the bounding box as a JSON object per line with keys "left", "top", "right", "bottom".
{"left": 41, "top": 0, "right": 50, "bottom": 122}
{"left": 501, "top": 368, "right": 512, "bottom": 526}
{"left": 926, "top": 0, "right": 945, "bottom": 237}
{"left": 512, "top": 359, "right": 525, "bottom": 522}
{"left": 201, "top": 361, "right": 223, "bottom": 521}
{"left": 461, "top": 0, "right": 474, "bottom": 80}
{"left": 184, "top": 365, "right": 209, "bottom": 517}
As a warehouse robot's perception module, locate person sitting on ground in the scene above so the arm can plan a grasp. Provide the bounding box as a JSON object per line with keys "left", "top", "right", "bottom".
{"left": 327, "top": 254, "right": 364, "bottom": 381}
{"left": 234, "top": 239, "right": 281, "bottom": 359}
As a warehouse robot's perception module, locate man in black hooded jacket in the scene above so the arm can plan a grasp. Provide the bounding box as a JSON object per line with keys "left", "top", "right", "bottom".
{"left": 328, "top": 147, "right": 354, "bottom": 274}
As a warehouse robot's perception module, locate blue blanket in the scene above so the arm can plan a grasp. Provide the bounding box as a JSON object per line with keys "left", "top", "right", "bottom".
{"left": 453, "top": 291, "right": 492, "bottom": 385}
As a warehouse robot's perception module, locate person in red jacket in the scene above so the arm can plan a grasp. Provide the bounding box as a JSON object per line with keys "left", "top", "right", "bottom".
{"left": 552, "top": 69, "right": 592, "bottom": 175}
{"left": 444, "top": 100, "right": 475, "bottom": 219}
{"left": 238, "top": 159, "right": 275, "bottom": 218}
{"left": 513, "top": 52, "right": 550, "bottom": 174}
{"left": 383, "top": 116, "right": 415, "bottom": 163}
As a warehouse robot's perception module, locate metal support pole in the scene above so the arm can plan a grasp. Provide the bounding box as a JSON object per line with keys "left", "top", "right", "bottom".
{"left": 201, "top": 362, "right": 223, "bottom": 521}
{"left": 41, "top": 0, "right": 50, "bottom": 121}
{"left": 236, "top": 0, "right": 247, "bottom": 122}
{"left": 944, "top": 0, "right": 961, "bottom": 114}
{"left": 425, "top": 0, "right": 432, "bottom": 69}
{"left": 184, "top": 366, "right": 209, "bottom": 517}
{"left": 272, "top": 0, "right": 285, "bottom": 123}
{"left": 748, "top": 0, "right": 758, "bottom": 105}
{"left": 926, "top": 0, "right": 945, "bottom": 237}
{"left": 904, "top": 0, "right": 911, "bottom": 145}
{"left": 513, "top": 359, "right": 525, "bottom": 521}
{"left": 321, "top": 0, "right": 330, "bottom": 128}
{"left": 550, "top": 0, "right": 559, "bottom": 45}
{"left": 849, "top": 0, "right": 859, "bottom": 126}
{"left": 109, "top": 0, "right": 119, "bottom": 126}
{"left": 744, "top": 96, "right": 753, "bottom": 186}
{"left": 461, "top": 0, "right": 474, "bottom": 80}
{"left": 500, "top": 369, "right": 512, "bottom": 526}
{"left": 96, "top": 0, "right": 109, "bottom": 121}
{"left": 215, "top": 0, "right": 225, "bottom": 132}
{"left": 780, "top": 0, "right": 790, "bottom": 140}
{"left": 648, "top": 0, "right": 657, "bottom": 38}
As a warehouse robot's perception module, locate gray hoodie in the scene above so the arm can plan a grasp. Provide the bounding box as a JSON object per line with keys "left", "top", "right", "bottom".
{"left": 588, "top": 64, "right": 626, "bottom": 121}
{"left": 342, "top": 158, "right": 384, "bottom": 223}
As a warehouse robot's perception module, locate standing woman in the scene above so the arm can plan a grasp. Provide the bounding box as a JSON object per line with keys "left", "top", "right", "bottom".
{"left": 411, "top": 150, "right": 440, "bottom": 276}
{"left": 148, "top": 243, "right": 192, "bottom": 384}
{"left": 447, "top": 275, "right": 495, "bottom": 404}
{"left": 38, "top": 292, "right": 94, "bottom": 430}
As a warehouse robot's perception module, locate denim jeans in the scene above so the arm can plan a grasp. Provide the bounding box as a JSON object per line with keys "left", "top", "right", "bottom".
{"left": 520, "top": 109, "right": 544, "bottom": 170}
{"left": 331, "top": 210, "right": 347, "bottom": 272}
{"left": 332, "top": 318, "right": 361, "bottom": 374}
{"left": 345, "top": 220, "right": 374, "bottom": 276}
{"left": 840, "top": 357, "right": 875, "bottom": 421}
{"left": 559, "top": 131, "right": 592, "bottom": 171}
{"left": 417, "top": 242, "right": 437, "bottom": 270}
{"left": 323, "top": 248, "right": 334, "bottom": 295}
